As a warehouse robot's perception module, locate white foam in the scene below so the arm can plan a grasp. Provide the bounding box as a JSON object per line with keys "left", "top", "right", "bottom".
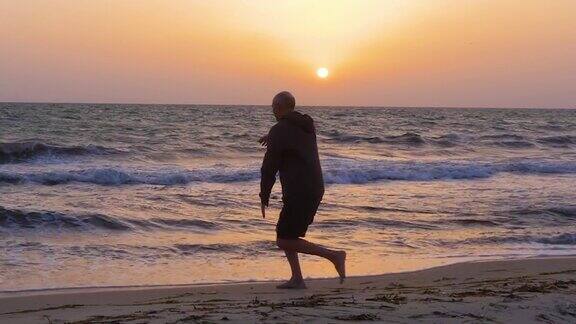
{"left": 1, "top": 158, "right": 576, "bottom": 186}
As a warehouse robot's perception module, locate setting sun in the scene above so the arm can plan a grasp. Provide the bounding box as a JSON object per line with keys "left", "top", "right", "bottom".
{"left": 316, "top": 67, "right": 329, "bottom": 79}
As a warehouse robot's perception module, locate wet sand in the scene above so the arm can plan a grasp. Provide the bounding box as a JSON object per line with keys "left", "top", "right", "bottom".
{"left": 1, "top": 257, "right": 575, "bottom": 323}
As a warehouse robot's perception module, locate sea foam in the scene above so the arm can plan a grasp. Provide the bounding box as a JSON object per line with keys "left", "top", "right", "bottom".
{"left": 1, "top": 159, "right": 575, "bottom": 186}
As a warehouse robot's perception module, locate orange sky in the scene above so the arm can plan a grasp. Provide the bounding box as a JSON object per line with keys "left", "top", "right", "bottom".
{"left": 1, "top": 0, "right": 575, "bottom": 107}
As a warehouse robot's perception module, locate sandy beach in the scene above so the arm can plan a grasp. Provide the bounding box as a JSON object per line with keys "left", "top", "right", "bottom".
{"left": 1, "top": 257, "right": 574, "bottom": 323}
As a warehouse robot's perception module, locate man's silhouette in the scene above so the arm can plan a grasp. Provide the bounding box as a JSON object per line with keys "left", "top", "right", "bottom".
{"left": 259, "top": 91, "right": 346, "bottom": 289}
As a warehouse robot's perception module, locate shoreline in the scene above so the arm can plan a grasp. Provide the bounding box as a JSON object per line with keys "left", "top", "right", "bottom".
{"left": 0, "top": 254, "right": 566, "bottom": 296}
{"left": 2, "top": 256, "right": 575, "bottom": 323}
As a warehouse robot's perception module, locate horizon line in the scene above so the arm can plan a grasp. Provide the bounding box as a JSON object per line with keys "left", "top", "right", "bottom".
{"left": 0, "top": 101, "right": 574, "bottom": 110}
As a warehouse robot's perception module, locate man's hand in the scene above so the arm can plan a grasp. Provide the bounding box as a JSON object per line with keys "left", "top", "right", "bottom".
{"left": 261, "top": 203, "right": 266, "bottom": 219}
{"left": 258, "top": 135, "right": 269, "bottom": 146}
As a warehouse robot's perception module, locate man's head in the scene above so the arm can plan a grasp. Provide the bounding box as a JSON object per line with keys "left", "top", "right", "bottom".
{"left": 272, "top": 91, "right": 295, "bottom": 120}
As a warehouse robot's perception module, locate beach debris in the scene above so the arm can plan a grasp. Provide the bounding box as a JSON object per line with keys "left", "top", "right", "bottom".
{"left": 450, "top": 288, "right": 497, "bottom": 298}
{"left": 556, "top": 303, "right": 576, "bottom": 317}
{"left": 410, "top": 310, "right": 493, "bottom": 321}
{"left": 535, "top": 313, "right": 565, "bottom": 323}
{"left": 512, "top": 280, "right": 575, "bottom": 293}
{"left": 366, "top": 293, "right": 407, "bottom": 304}
{"left": 487, "top": 302, "right": 508, "bottom": 310}
{"left": 421, "top": 288, "right": 439, "bottom": 295}
{"left": 418, "top": 297, "right": 463, "bottom": 303}
{"left": 502, "top": 292, "right": 526, "bottom": 302}
{"left": 249, "top": 296, "right": 269, "bottom": 307}
{"left": 289, "top": 294, "right": 327, "bottom": 307}
{"left": 334, "top": 313, "right": 380, "bottom": 321}
{"left": 539, "top": 269, "right": 576, "bottom": 276}
{"left": 256, "top": 310, "right": 270, "bottom": 318}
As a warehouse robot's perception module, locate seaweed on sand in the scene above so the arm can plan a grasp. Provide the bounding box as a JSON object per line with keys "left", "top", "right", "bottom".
{"left": 366, "top": 293, "right": 407, "bottom": 304}
{"left": 334, "top": 313, "right": 380, "bottom": 321}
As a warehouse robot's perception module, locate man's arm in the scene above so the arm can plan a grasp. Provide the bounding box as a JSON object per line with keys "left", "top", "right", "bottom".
{"left": 259, "top": 126, "right": 282, "bottom": 209}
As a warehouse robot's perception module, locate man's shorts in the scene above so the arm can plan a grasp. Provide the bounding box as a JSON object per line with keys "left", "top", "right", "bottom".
{"left": 276, "top": 197, "right": 322, "bottom": 239}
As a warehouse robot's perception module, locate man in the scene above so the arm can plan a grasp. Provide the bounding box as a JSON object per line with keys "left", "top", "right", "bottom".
{"left": 259, "top": 91, "right": 346, "bottom": 289}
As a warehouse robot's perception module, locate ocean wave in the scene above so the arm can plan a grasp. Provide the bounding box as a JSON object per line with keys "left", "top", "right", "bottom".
{"left": 322, "top": 159, "right": 576, "bottom": 184}
{"left": 0, "top": 141, "right": 120, "bottom": 164}
{"left": 478, "top": 134, "right": 527, "bottom": 141}
{"left": 385, "top": 132, "right": 426, "bottom": 145}
{"left": 0, "top": 206, "right": 132, "bottom": 231}
{"left": 9, "top": 240, "right": 279, "bottom": 261}
{"left": 362, "top": 217, "right": 436, "bottom": 230}
{"left": 324, "top": 131, "right": 425, "bottom": 146}
{"left": 536, "top": 233, "right": 576, "bottom": 245}
{"left": 322, "top": 203, "right": 434, "bottom": 214}
{"left": 537, "top": 135, "right": 576, "bottom": 147}
{"left": 481, "top": 140, "right": 535, "bottom": 148}
{"left": 435, "top": 218, "right": 501, "bottom": 226}
{"left": 323, "top": 131, "right": 539, "bottom": 150}
{"left": 0, "top": 167, "right": 258, "bottom": 186}
{"left": 546, "top": 207, "right": 576, "bottom": 218}
{"left": 0, "top": 206, "right": 220, "bottom": 232}
{"left": 323, "top": 131, "right": 576, "bottom": 150}
{"left": 429, "top": 134, "right": 461, "bottom": 147}
{"left": 323, "top": 131, "right": 384, "bottom": 144}
{"left": 474, "top": 134, "right": 538, "bottom": 149}
{"left": 509, "top": 207, "right": 576, "bottom": 219}
{"left": 435, "top": 233, "right": 576, "bottom": 246}
{"left": 77, "top": 240, "right": 277, "bottom": 259}
{"left": 2, "top": 159, "right": 576, "bottom": 186}
{"left": 173, "top": 243, "right": 238, "bottom": 254}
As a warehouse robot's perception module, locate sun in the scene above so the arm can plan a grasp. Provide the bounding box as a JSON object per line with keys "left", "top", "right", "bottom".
{"left": 316, "top": 67, "right": 329, "bottom": 79}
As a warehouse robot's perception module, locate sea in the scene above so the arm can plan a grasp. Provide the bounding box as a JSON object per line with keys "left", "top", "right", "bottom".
{"left": 1, "top": 103, "right": 575, "bottom": 292}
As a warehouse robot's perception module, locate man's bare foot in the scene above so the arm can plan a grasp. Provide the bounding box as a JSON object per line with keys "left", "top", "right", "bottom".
{"left": 276, "top": 279, "right": 307, "bottom": 289}
{"left": 331, "top": 250, "right": 346, "bottom": 283}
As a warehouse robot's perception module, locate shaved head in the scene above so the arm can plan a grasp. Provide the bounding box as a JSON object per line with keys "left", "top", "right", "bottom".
{"left": 273, "top": 91, "right": 296, "bottom": 111}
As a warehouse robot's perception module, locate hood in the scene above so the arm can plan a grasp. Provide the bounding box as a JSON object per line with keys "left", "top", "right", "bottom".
{"left": 281, "top": 111, "right": 316, "bottom": 134}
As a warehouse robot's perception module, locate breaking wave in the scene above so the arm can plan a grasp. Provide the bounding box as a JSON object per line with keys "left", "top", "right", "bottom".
{"left": 434, "top": 233, "right": 576, "bottom": 246}
{"left": 323, "top": 131, "right": 576, "bottom": 149}
{"left": 9, "top": 240, "right": 279, "bottom": 261}
{"left": 0, "top": 141, "right": 120, "bottom": 164}
{"left": 0, "top": 167, "right": 257, "bottom": 186}
{"left": 324, "top": 131, "right": 425, "bottom": 145}
{"left": 537, "top": 135, "right": 576, "bottom": 147}
{"left": 0, "top": 206, "right": 220, "bottom": 232}
{"left": 2, "top": 159, "right": 576, "bottom": 186}
{"left": 321, "top": 159, "right": 576, "bottom": 184}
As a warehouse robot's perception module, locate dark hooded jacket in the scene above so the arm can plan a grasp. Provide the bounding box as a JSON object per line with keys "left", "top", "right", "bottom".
{"left": 260, "top": 111, "right": 324, "bottom": 206}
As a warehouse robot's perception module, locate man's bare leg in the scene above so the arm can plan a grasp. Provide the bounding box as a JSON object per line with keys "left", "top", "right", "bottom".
{"left": 276, "top": 251, "right": 307, "bottom": 289}
{"left": 277, "top": 238, "right": 346, "bottom": 283}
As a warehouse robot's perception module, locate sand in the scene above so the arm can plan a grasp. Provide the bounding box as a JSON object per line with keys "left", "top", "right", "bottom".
{"left": 1, "top": 257, "right": 575, "bottom": 323}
